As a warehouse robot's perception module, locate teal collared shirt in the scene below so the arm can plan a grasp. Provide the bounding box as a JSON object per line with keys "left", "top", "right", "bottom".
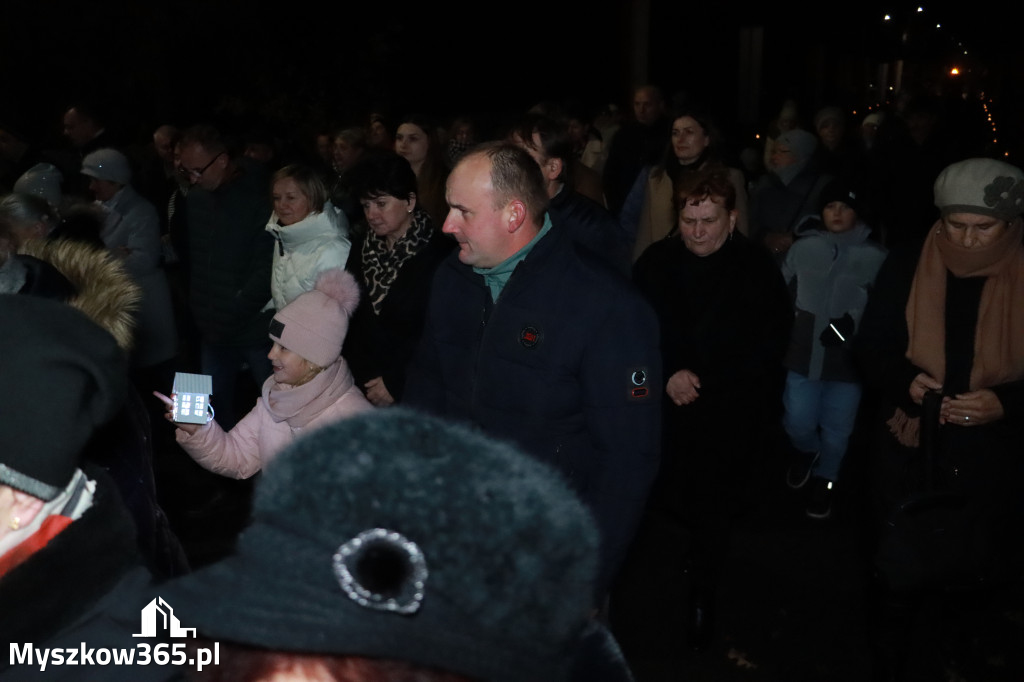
{"left": 473, "top": 214, "right": 553, "bottom": 301}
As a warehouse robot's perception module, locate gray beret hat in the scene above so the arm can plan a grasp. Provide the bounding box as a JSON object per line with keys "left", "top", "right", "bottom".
{"left": 165, "top": 409, "right": 599, "bottom": 682}
{"left": 934, "top": 158, "right": 1024, "bottom": 221}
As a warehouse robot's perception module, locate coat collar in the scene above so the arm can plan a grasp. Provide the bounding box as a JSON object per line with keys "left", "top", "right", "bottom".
{"left": 101, "top": 184, "right": 138, "bottom": 214}
{"left": 266, "top": 203, "right": 344, "bottom": 249}
{"left": 447, "top": 215, "right": 568, "bottom": 296}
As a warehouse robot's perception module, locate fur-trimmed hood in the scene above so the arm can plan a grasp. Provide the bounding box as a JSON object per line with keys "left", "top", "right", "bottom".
{"left": 18, "top": 239, "right": 140, "bottom": 351}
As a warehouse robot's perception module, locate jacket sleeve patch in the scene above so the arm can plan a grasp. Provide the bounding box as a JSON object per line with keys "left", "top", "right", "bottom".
{"left": 628, "top": 367, "right": 651, "bottom": 401}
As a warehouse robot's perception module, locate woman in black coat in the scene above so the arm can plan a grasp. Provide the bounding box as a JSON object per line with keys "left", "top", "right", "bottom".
{"left": 344, "top": 153, "right": 453, "bottom": 406}
{"left": 857, "top": 158, "right": 1024, "bottom": 679}
{"left": 615, "top": 169, "right": 791, "bottom": 659}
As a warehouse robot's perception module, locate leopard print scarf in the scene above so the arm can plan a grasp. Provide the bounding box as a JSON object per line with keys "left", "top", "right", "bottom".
{"left": 361, "top": 208, "right": 433, "bottom": 315}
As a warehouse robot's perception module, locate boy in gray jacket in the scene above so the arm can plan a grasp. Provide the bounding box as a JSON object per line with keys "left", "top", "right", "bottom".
{"left": 782, "top": 181, "right": 887, "bottom": 519}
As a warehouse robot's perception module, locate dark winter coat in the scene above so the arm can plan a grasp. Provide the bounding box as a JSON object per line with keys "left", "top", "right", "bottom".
{"left": 856, "top": 242, "right": 1024, "bottom": 517}
{"left": 405, "top": 225, "right": 662, "bottom": 592}
{"left": 634, "top": 232, "right": 792, "bottom": 516}
{"left": 750, "top": 164, "right": 831, "bottom": 241}
{"left": 344, "top": 228, "right": 454, "bottom": 401}
{"left": 185, "top": 160, "right": 274, "bottom": 346}
{"left": 603, "top": 118, "right": 670, "bottom": 215}
{"left": 0, "top": 254, "right": 75, "bottom": 299}
{"left": 549, "top": 186, "right": 630, "bottom": 275}
{"left": 17, "top": 238, "right": 187, "bottom": 578}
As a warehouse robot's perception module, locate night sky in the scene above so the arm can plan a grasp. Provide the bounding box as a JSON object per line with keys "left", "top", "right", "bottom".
{"left": 2, "top": 1, "right": 1019, "bottom": 157}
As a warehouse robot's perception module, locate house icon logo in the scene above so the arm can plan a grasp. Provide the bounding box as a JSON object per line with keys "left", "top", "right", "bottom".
{"left": 133, "top": 597, "right": 197, "bottom": 638}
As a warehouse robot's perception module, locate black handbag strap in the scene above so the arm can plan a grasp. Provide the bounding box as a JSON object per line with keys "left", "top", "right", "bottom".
{"left": 920, "top": 390, "right": 943, "bottom": 490}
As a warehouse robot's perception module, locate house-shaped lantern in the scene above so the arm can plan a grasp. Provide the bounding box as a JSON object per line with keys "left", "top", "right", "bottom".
{"left": 172, "top": 372, "right": 213, "bottom": 425}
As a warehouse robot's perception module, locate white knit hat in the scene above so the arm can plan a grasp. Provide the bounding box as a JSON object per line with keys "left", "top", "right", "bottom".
{"left": 81, "top": 148, "right": 132, "bottom": 185}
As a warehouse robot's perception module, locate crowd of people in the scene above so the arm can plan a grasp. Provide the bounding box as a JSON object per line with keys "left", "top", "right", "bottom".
{"left": 1, "top": 85, "right": 1022, "bottom": 681}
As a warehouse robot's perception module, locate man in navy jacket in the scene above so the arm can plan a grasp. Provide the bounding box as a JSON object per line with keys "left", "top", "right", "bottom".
{"left": 405, "top": 143, "right": 661, "bottom": 594}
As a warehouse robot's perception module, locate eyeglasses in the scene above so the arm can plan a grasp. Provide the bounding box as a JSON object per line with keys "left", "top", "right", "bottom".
{"left": 178, "top": 152, "right": 224, "bottom": 182}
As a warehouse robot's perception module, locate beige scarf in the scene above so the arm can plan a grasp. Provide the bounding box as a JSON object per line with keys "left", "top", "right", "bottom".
{"left": 888, "top": 220, "right": 1024, "bottom": 446}
{"left": 262, "top": 358, "right": 357, "bottom": 429}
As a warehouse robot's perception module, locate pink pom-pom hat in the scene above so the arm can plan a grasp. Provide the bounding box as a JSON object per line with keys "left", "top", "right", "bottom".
{"left": 269, "top": 268, "right": 361, "bottom": 367}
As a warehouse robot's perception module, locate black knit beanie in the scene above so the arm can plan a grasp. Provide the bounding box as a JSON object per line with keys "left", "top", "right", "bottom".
{"left": 0, "top": 295, "right": 127, "bottom": 500}
{"left": 819, "top": 178, "right": 863, "bottom": 217}
{"left": 166, "top": 409, "right": 600, "bottom": 682}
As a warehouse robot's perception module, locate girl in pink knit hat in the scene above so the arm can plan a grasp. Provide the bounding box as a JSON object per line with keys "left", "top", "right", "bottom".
{"left": 156, "top": 268, "right": 372, "bottom": 479}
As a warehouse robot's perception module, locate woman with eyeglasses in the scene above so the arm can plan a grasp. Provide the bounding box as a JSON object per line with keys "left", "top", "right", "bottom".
{"left": 175, "top": 124, "right": 277, "bottom": 429}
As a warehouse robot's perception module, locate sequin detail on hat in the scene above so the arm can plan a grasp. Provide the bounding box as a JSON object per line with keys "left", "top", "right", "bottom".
{"left": 333, "top": 528, "right": 428, "bottom": 615}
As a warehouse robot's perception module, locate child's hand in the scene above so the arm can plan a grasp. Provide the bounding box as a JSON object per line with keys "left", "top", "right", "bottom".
{"left": 152, "top": 391, "right": 201, "bottom": 434}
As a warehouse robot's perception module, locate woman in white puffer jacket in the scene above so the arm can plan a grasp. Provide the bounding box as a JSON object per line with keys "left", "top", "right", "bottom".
{"left": 265, "top": 164, "right": 352, "bottom": 310}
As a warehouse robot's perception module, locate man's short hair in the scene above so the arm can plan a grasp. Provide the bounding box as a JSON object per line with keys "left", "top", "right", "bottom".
{"left": 179, "top": 124, "right": 229, "bottom": 157}
{"left": 154, "top": 124, "right": 180, "bottom": 141}
{"left": 513, "top": 113, "right": 573, "bottom": 166}
{"left": 511, "top": 113, "right": 573, "bottom": 186}
{"left": 634, "top": 84, "right": 665, "bottom": 104}
{"left": 469, "top": 142, "right": 549, "bottom": 225}
{"left": 65, "top": 101, "right": 105, "bottom": 128}
{"left": 271, "top": 164, "right": 330, "bottom": 213}
{"left": 674, "top": 169, "right": 736, "bottom": 212}
{"left": 333, "top": 127, "right": 366, "bottom": 150}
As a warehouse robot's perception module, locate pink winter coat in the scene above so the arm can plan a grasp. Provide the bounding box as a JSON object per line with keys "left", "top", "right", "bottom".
{"left": 176, "top": 360, "right": 372, "bottom": 479}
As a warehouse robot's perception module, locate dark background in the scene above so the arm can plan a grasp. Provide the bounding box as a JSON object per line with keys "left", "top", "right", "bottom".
{"left": 2, "top": 1, "right": 1019, "bottom": 158}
